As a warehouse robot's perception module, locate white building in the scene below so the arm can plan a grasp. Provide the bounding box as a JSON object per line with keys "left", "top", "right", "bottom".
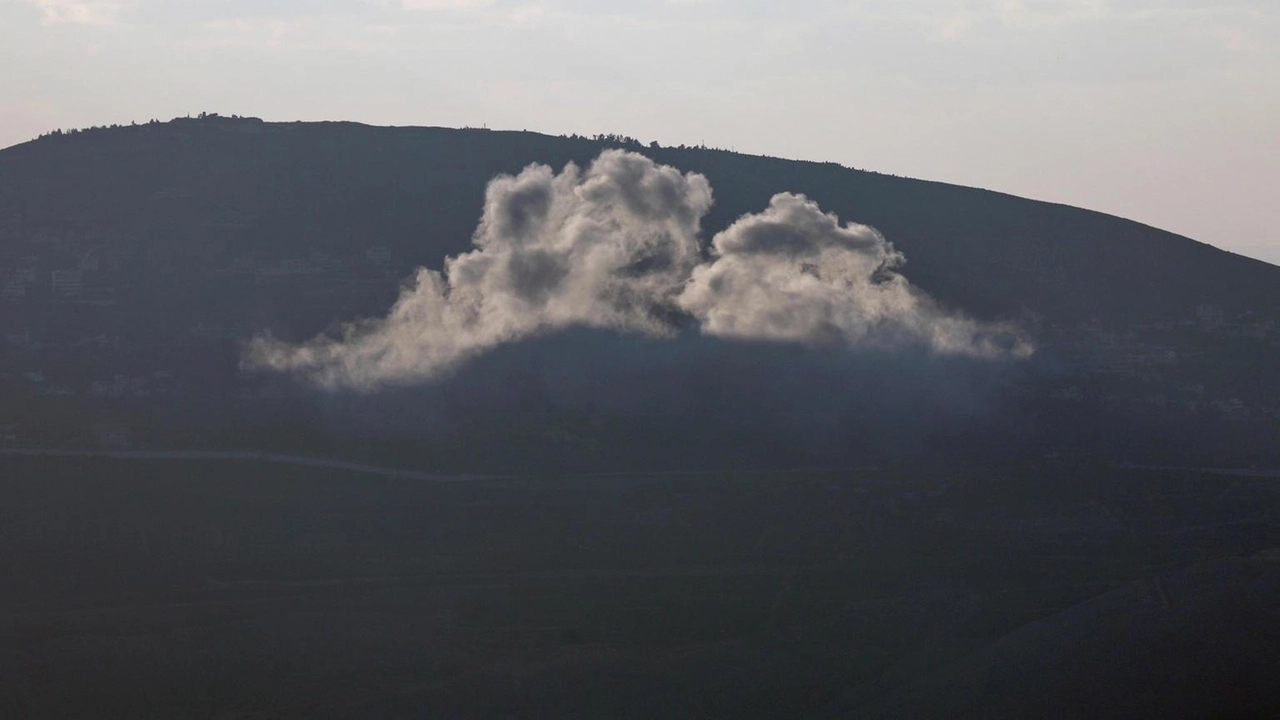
{"left": 51, "top": 269, "right": 84, "bottom": 297}
{"left": 1, "top": 271, "right": 25, "bottom": 298}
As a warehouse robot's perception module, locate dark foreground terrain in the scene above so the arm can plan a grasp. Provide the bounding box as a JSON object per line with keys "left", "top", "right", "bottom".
{"left": 3, "top": 455, "right": 1278, "bottom": 718}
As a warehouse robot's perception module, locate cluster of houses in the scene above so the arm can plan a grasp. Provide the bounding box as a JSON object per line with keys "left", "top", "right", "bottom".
{"left": 0, "top": 423, "right": 131, "bottom": 449}
{"left": 1, "top": 248, "right": 121, "bottom": 304}
{"left": 1043, "top": 306, "right": 1280, "bottom": 420}
{"left": 217, "top": 246, "right": 395, "bottom": 282}
{"left": 1050, "top": 323, "right": 1180, "bottom": 374}
{"left": 1049, "top": 305, "right": 1279, "bottom": 375}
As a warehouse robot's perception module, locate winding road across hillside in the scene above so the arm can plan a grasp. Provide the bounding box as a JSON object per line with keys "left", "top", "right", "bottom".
{"left": 0, "top": 448, "right": 504, "bottom": 482}
{"left": 3, "top": 448, "right": 1278, "bottom": 481}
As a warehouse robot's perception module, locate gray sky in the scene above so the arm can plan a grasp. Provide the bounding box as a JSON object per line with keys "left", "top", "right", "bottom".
{"left": 2, "top": 0, "right": 1277, "bottom": 264}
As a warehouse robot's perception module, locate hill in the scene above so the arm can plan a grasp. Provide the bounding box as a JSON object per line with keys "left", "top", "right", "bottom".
{"left": 2, "top": 118, "right": 1279, "bottom": 717}
{"left": 3, "top": 116, "right": 1277, "bottom": 325}
{"left": 0, "top": 116, "right": 1277, "bottom": 468}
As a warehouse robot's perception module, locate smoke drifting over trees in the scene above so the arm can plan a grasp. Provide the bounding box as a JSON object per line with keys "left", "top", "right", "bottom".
{"left": 248, "top": 150, "right": 1029, "bottom": 390}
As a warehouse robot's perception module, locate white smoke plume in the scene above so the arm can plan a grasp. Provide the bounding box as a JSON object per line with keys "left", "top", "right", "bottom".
{"left": 678, "top": 193, "right": 1031, "bottom": 357}
{"left": 247, "top": 150, "right": 1030, "bottom": 390}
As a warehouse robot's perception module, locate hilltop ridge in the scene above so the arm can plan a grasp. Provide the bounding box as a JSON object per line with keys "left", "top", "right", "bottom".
{"left": 3, "top": 115, "right": 1276, "bottom": 325}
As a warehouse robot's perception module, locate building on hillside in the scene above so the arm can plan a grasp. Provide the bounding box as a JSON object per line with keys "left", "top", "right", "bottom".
{"left": 95, "top": 425, "right": 131, "bottom": 449}
{"left": 73, "top": 288, "right": 118, "bottom": 306}
{"left": 1196, "top": 304, "right": 1224, "bottom": 331}
{"left": 78, "top": 250, "right": 100, "bottom": 272}
{"left": 51, "top": 269, "right": 83, "bottom": 297}
{"left": 5, "top": 330, "right": 39, "bottom": 351}
{"left": 90, "top": 375, "right": 148, "bottom": 399}
{"left": 1, "top": 271, "right": 26, "bottom": 298}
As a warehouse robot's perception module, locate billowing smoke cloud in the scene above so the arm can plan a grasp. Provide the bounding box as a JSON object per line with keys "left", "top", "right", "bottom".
{"left": 247, "top": 150, "right": 1029, "bottom": 390}
{"left": 679, "top": 193, "right": 1030, "bottom": 357}
{"left": 248, "top": 151, "right": 711, "bottom": 390}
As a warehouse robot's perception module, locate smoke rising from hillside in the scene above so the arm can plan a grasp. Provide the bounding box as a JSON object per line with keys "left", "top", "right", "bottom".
{"left": 680, "top": 192, "right": 1029, "bottom": 356}
{"left": 247, "top": 150, "right": 1029, "bottom": 390}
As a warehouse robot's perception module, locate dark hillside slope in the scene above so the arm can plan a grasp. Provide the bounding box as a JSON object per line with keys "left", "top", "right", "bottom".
{"left": 1, "top": 117, "right": 1277, "bottom": 468}
{"left": 2, "top": 116, "right": 1276, "bottom": 327}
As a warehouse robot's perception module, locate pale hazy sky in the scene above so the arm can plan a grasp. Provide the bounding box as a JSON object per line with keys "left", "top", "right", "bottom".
{"left": 2, "top": 0, "right": 1277, "bottom": 264}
